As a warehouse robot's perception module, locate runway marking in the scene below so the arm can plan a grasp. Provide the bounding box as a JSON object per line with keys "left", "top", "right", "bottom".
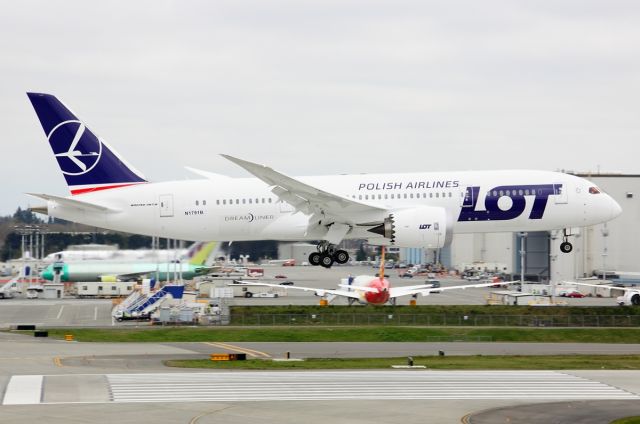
{"left": 2, "top": 375, "right": 43, "bottom": 405}
{"left": 94, "top": 306, "right": 98, "bottom": 321}
{"left": 105, "top": 371, "right": 639, "bottom": 403}
{"left": 203, "top": 342, "right": 271, "bottom": 358}
{"left": 56, "top": 306, "right": 64, "bottom": 320}
{"left": 4, "top": 371, "right": 637, "bottom": 405}
{"left": 53, "top": 357, "right": 63, "bottom": 368}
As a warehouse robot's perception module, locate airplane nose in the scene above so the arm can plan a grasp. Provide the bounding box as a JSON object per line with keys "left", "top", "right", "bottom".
{"left": 610, "top": 196, "right": 622, "bottom": 219}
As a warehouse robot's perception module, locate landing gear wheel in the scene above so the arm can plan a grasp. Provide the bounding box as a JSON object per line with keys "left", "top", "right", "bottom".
{"left": 309, "top": 252, "right": 322, "bottom": 266}
{"left": 631, "top": 294, "right": 640, "bottom": 306}
{"left": 319, "top": 252, "right": 334, "bottom": 268}
{"left": 560, "top": 241, "right": 573, "bottom": 253}
{"left": 333, "top": 250, "right": 349, "bottom": 265}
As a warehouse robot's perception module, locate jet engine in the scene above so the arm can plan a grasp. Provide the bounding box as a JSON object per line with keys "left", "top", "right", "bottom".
{"left": 367, "top": 206, "right": 452, "bottom": 248}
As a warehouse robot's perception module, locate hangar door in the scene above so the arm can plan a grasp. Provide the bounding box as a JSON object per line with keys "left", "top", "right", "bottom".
{"left": 515, "top": 231, "right": 550, "bottom": 282}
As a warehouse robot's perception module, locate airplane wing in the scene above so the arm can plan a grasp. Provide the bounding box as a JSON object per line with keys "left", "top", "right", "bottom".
{"left": 107, "top": 271, "right": 155, "bottom": 281}
{"left": 232, "top": 281, "right": 362, "bottom": 299}
{"left": 221, "top": 155, "right": 386, "bottom": 233}
{"left": 573, "top": 282, "right": 638, "bottom": 292}
{"left": 390, "top": 280, "right": 520, "bottom": 298}
{"left": 26, "top": 193, "right": 120, "bottom": 213}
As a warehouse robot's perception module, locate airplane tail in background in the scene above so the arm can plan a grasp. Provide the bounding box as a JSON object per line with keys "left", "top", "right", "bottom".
{"left": 27, "top": 93, "right": 147, "bottom": 195}
{"left": 188, "top": 242, "right": 218, "bottom": 266}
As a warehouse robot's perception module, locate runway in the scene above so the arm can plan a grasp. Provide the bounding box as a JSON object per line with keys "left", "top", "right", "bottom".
{"left": 0, "top": 332, "right": 639, "bottom": 423}
{"left": 3, "top": 370, "right": 638, "bottom": 405}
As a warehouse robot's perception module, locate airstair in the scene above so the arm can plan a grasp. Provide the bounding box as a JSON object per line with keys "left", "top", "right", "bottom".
{"left": 113, "top": 285, "right": 184, "bottom": 320}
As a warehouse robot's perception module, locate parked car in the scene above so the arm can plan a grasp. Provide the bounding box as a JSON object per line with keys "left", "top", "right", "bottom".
{"left": 274, "top": 274, "right": 287, "bottom": 279}
{"left": 279, "top": 281, "right": 295, "bottom": 286}
{"left": 566, "top": 291, "right": 585, "bottom": 298}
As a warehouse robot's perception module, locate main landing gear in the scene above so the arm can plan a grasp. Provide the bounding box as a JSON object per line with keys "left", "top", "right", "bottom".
{"left": 308, "top": 242, "right": 350, "bottom": 268}
{"left": 560, "top": 228, "right": 573, "bottom": 253}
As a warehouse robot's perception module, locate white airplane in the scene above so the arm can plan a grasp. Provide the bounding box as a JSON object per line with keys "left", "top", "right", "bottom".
{"left": 237, "top": 247, "right": 519, "bottom": 305}
{"left": 42, "top": 245, "right": 193, "bottom": 263}
{"left": 26, "top": 93, "right": 622, "bottom": 268}
{"left": 573, "top": 281, "right": 640, "bottom": 306}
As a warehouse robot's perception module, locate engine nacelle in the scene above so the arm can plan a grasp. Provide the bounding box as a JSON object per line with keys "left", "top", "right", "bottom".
{"left": 367, "top": 206, "right": 452, "bottom": 248}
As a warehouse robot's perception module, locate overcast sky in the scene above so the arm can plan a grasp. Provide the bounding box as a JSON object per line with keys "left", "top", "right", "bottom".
{"left": 1, "top": 0, "right": 639, "bottom": 215}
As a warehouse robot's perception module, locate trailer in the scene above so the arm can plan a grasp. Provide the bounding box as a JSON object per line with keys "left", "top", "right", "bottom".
{"left": 76, "top": 281, "right": 136, "bottom": 298}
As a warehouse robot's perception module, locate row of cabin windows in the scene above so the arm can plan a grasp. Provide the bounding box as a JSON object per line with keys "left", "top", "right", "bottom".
{"left": 213, "top": 198, "right": 275, "bottom": 206}
{"left": 489, "top": 189, "right": 538, "bottom": 197}
{"left": 199, "top": 190, "right": 541, "bottom": 207}
{"left": 201, "top": 193, "right": 461, "bottom": 207}
{"left": 351, "top": 192, "right": 455, "bottom": 201}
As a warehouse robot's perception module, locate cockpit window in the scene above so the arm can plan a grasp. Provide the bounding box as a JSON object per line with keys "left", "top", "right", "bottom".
{"left": 589, "top": 186, "right": 601, "bottom": 194}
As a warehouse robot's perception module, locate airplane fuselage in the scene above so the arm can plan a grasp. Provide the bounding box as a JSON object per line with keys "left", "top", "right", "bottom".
{"left": 44, "top": 170, "right": 619, "bottom": 244}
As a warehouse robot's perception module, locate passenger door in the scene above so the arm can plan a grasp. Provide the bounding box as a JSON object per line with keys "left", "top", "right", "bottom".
{"left": 159, "top": 194, "right": 174, "bottom": 217}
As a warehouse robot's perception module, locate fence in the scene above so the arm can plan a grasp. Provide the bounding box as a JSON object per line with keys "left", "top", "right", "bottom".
{"left": 230, "top": 313, "right": 640, "bottom": 327}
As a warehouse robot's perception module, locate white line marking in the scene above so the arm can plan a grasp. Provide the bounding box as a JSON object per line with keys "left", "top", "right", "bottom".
{"left": 2, "top": 375, "right": 43, "bottom": 405}
{"left": 56, "top": 306, "right": 64, "bottom": 320}
{"left": 94, "top": 306, "right": 98, "bottom": 321}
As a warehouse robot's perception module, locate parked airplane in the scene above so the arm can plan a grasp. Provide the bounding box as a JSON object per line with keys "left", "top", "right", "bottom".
{"left": 43, "top": 243, "right": 194, "bottom": 263}
{"left": 26, "top": 93, "right": 622, "bottom": 268}
{"left": 41, "top": 241, "right": 218, "bottom": 282}
{"left": 573, "top": 281, "right": 640, "bottom": 306}
{"left": 237, "top": 247, "right": 518, "bottom": 305}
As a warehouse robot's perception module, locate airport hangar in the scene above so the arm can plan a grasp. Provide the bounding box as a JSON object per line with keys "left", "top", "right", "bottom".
{"left": 285, "top": 173, "right": 637, "bottom": 282}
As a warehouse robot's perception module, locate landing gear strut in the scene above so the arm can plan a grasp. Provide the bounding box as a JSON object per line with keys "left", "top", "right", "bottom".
{"left": 560, "top": 229, "right": 573, "bottom": 253}
{"left": 308, "top": 242, "right": 350, "bottom": 268}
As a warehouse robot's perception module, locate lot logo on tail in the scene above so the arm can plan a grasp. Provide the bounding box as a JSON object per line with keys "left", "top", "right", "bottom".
{"left": 49, "top": 120, "right": 102, "bottom": 175}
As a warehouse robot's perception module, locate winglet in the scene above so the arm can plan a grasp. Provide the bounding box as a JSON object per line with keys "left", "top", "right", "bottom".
{"left": 220, "top": 154, "right": 278, "bottom": 186}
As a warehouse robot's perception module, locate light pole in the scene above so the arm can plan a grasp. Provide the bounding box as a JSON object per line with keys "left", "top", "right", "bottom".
{"left": 519, "top": 232, "right": 528, "bottom": 284}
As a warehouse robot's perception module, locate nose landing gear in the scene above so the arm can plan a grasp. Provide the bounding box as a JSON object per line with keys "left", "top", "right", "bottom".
{"left": 560, "top": 229, "right": 573, "bottom": 253}
{"left": 308, "top": 242, "right": 350, "bottom": 268}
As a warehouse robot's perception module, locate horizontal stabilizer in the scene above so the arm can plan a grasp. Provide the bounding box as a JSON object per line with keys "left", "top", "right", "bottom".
{"left": 184, "top": 167, "right": 232, "bottom": 180}
{"left": 26, "top": 193, "right": 120, "bottom": 213}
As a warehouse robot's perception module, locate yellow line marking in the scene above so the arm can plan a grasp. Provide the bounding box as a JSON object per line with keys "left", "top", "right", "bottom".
{"left": 460, "top": 413, "right": 471, "bottom": 424}
{"left": 213, "top": 342, "right": 272, "bottom": 358}
{"left": 204, "top": 342, "right": 258, "bottom": 358}
{"left": 204, "top": 342, "right": 271, "bottom": 358}
{"left": 53, "top": 357, "right": 63, "bottom": 367}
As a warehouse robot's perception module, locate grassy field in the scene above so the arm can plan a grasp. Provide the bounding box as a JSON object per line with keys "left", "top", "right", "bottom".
{"left": 34, "top": 326, "right": 640, "bottom": 343}
{"left": 165, "top": 354, "right": 640, "bottom": 370}
{"left": 611, "top": 418, "right": 640, "bottom": 424}
{"left": 230, "top": 305, "right": 640, "bottom": 316}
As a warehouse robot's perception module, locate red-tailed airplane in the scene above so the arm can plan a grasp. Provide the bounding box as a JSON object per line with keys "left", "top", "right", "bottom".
{"left": 237, "top": 247, "right": 518, "bottom": 305}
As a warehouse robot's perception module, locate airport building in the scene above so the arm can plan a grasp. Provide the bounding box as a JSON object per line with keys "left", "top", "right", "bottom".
{"left": 401, "top": 174, "right": 640, "bottom": 282}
